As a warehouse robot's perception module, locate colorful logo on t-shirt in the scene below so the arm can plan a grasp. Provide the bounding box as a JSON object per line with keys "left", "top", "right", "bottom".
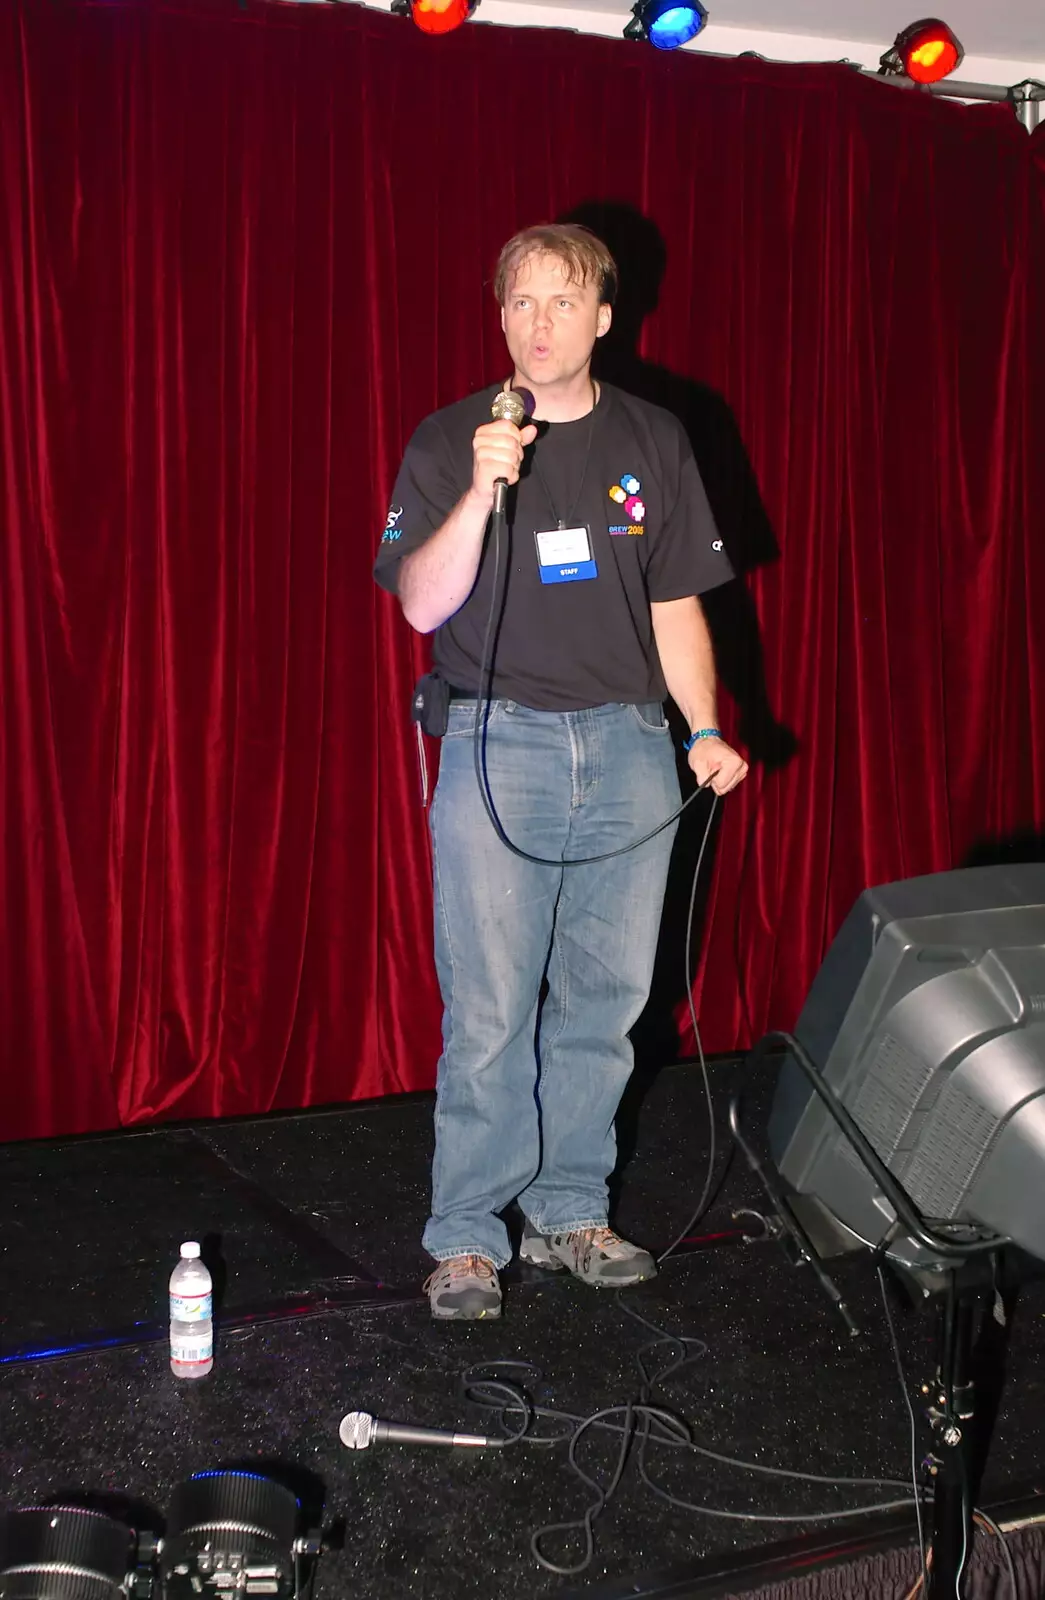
{"left": 382, "top": 504, "right": 404, "bottom": 543}
{"left": 608, "top": 474, "right": 645, "bottom": 535}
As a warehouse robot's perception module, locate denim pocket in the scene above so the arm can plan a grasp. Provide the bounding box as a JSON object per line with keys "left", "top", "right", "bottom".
{"left": 627, "top": 701, "right": 669, "bottom": 733}
{"left": 443, "top": 699, "right": 508, "bottom": 738}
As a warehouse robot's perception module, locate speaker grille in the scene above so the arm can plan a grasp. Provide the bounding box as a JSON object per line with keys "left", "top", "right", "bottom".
{"left": 850, "top": 1034, "right": 934, "bottom": 1162}
{"left": 900, "top": 1082, "right": 999, "bottom": 1217}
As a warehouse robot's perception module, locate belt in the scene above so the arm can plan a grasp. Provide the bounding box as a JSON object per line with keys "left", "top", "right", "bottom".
{"left": 448, "top": 686, "right": 480, "bottom": 701}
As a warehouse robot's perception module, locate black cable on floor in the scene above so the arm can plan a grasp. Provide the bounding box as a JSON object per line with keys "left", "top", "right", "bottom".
{"left": 456, "top": 1296, "right": 929, "bottom": 1577}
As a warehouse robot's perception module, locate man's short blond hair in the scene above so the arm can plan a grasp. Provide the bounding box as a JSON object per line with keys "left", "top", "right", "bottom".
{"left": 493, "top": 223, "right": 618, "bottom": 307}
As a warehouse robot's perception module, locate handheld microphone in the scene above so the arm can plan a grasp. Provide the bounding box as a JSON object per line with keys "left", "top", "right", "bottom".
{"left": 489, "top": 386, "right": 536, "bottom": 517}
{"left": 338, "top": 1410, "right": 504, "bottom": 1451}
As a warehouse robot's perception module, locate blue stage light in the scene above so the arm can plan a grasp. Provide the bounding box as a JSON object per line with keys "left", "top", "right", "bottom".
{"left": 624, "top": 1, "right": 708, "bottom": 51}
{"left": 650, "top": 4, "right": 705, "bottom": 49}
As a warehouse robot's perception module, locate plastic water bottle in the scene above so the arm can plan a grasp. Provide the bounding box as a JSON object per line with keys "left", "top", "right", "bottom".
{"left": 169, "top": 1241, "right": 213, "bottom": 1379}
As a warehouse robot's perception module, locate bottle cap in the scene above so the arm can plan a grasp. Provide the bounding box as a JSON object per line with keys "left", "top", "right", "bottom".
{"left": 180, "top": 1241, "right": 202, "bottom": 1259}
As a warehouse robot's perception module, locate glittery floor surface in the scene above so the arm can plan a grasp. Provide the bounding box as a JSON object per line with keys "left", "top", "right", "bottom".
{"left": 1, "top": 1061, "right": 1044, "bottom": 1599}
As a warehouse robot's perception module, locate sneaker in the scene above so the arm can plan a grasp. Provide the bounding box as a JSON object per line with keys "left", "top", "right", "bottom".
{"left": 519, "top": 1221, "right": 656, "bottom": 1287}
{"left": 424, "top": 1255, "right": 502, "bottom": 1320}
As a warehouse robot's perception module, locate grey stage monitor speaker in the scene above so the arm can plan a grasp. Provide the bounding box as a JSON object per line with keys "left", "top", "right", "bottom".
{"left": 768, "top": 864, "right": 1045, "bottom": 1269}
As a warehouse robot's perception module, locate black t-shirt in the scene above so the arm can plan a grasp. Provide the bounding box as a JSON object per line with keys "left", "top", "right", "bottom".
{"left": 373, "top": 382, "right": 734, "bottom": 711}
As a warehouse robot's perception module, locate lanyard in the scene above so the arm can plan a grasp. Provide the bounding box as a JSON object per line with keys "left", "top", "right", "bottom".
{"left": 531, "top": 382, "right": 599, "bottom": 531}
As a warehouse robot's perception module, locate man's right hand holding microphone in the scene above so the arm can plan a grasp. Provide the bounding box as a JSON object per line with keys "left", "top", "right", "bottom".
{"left": 468, "top": 413, "right": 538, "bottom": 512}
{"left": 397, "top": 399, "right": 537, "bottom": 634}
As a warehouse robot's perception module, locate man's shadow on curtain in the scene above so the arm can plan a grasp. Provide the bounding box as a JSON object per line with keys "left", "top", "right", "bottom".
{"left": 558, "top": 202, "right": 798, "bottom": 1182}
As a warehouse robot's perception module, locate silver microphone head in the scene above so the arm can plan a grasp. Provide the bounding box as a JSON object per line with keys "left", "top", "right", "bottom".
{"left": 339, "top": 1411, "right": 376, "bottom": 1450}
{"left": 491, "top": 387, "right": 535, "bottom": 427}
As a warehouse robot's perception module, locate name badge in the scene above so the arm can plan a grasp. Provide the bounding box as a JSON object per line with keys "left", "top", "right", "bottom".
{"left": 535, "top": 525, "right": 597, "bottom": 585}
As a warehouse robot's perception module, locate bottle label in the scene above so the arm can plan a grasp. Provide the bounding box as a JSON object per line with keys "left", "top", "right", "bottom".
{"left": 170, "top": 1327, "right": 213, "bottom": 1363}
{"left": 170, "top": 1292, "right": 212, "bottom": 1322}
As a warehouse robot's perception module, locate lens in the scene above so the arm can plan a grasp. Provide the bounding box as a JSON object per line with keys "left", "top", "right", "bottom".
{"left": 0, "top": 1506, "right": 134, "bottom": 1600}
{"left": 159, "top": 1473, "right": 299, "bottom": 1599}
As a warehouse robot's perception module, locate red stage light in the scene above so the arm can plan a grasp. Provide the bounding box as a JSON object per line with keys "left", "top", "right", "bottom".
{"left": 889, "top": 18, "right": 964, "bottom": 84}
{"left": 411, "top": 0, "right": 474, "bottom": 35}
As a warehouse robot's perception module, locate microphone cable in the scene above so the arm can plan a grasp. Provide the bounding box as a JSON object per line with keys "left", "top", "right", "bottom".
{"left": 443, "top": 1295, "right": 934, "bottom": 1579}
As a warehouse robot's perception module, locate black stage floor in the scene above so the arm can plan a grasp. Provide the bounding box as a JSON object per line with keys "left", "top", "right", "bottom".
{"left": 1, "top": 1058, "right": 1043, "bottom": 1598}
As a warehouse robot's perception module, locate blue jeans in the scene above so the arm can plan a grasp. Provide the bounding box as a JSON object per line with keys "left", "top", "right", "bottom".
{"left": 423, "top": 698, "right": 680, "bottom": 1267}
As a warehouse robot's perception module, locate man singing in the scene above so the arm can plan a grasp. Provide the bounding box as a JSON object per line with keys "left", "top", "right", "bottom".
{"left": 374, "top": 224, "right": 748, "bottom": 1319}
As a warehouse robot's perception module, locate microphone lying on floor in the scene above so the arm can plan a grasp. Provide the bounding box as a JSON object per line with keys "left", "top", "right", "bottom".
{"left": 338, "top": 1410, "right": 504, "bottom": 1451}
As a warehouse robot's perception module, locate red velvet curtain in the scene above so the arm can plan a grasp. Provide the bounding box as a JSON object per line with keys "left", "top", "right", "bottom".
{"left": 2, "top": 0, "right": 1044, "bottom": 1140}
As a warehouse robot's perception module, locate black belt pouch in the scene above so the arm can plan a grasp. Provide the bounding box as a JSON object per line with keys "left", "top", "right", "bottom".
{"left": 411, "top": 672, "right": 451, "bottom": 738}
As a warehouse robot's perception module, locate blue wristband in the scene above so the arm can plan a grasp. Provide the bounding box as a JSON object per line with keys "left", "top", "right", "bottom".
{"left": 683, "top": 727, "right": 722, "bottom": 751}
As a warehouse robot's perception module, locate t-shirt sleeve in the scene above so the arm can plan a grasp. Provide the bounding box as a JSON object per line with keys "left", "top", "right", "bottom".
{"left": 645, "top": 424, "right": 735, "bottom": 602}
{"left": 373, "top": 415, "right": 464, "bottom": 595}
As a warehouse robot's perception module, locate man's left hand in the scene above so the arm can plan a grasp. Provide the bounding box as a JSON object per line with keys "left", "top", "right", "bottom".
{"left": 687, "top": 736, "right": 748, "bottom": 796}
